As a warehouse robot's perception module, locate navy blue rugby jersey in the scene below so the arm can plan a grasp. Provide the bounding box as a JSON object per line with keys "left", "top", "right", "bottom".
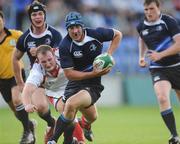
{"left": 59, "top": 27, "right": 114, "bottom": 87}
{"left": 16, "top": 25, "right": 62, "bottom": 66}
{"left": 137, "top": 14, "right": 180, "bottom": 68}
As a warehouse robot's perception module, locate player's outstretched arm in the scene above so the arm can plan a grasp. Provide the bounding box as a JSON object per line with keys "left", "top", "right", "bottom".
{"left": 107, "top": 29, "right": 122, "bottom": 55}
{"left": 138, "top": 37, "right": 148, "bottom": 67}
{"left": 12, "top": 49, "right": 25, "bottom": 91}
{"left": 22, "top": 83, "right": 38, "bottom": 113}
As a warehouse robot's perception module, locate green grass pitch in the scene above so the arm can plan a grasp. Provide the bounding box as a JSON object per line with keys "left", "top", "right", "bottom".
{"left": 0, "top": 106, "right": 180, "bottom": 144}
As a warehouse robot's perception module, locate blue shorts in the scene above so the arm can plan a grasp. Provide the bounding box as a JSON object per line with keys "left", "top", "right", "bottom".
{"left": 63, "top": 85, "right": 104, "bottom": 107}
{"left": 150, "top": 65, "right": 180, "bottom": 90}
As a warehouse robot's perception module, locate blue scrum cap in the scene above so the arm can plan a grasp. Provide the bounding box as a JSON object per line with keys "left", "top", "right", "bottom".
{"left": 65, "top": 11, "right": 84, "bottom": 29}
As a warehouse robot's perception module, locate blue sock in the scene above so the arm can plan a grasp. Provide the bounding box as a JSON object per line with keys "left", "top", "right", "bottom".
{"left": 50, "top": 114, "right": 73, "bottom": 142}
{"left": 161, "top": 108, "right": 178, "bottom": 137}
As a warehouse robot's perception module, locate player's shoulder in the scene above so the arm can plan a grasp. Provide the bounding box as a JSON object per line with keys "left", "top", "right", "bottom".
{"left": 18, "top": 29, "right": 30, "bottom": 41}
{"left": 86, "top": 27, "right": 109, "bottom": 34}
{"left": 161, "top": 14, "right": 178, "bottom": 24}
{"left": 47, "top": 25, "right": 62, "bottom": 41}
{"left": 9, "top": 29, "right": 23, "bottom": 39}
{"left": 85, "top": 27, "right": 104, "bottom": 39}
{"left": 9, "top": 29, "right": 23, "bottom": 35}
{"left": 86, "top": 27, "right": 114, "bottom": 41}
{"left": 60, "top": 34, "right": 71, "bottom": 48}
{"left": 48, "top": 25, "right": 61, "bottom": 34}
{"left": 31, "top": 62, "right": 44, "bottom": 73}
{"left": 136, "top": 17, "right": 145, "bottom": 30}
{"left": 161, "top": 14, "right": 175, "bottom": 20}
{"left": 88, "top": 27, "right": 114, "bottom": 35}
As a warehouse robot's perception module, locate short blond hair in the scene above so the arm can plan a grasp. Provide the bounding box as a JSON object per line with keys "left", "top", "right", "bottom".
{"left": 36, "top": 45, "right": 53, "bottom": 56}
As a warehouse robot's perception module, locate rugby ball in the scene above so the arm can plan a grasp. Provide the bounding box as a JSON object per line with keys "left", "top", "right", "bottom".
{"left": 93, "top": 53, "right": 115, "bottom": 71}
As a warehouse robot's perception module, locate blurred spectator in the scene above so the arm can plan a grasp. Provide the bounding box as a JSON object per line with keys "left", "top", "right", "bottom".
{"left": 13, "top": 0, "right": 32, "bottom": 30}
{"left": 63, "top": 0, "right": 82, "bottom": 11}
{"left": 0, "top": 0, "right": 5, "bottom": 10}
{"left": 172, "top": 0, "right": 180, "bottom": 11}
{"left": 46, "top": 0, "right": 66, "bottom": 27}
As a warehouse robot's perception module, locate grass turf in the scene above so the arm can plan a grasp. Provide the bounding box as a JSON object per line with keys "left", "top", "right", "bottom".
{"left": 0, "top": 106, "right": 180, "bottom": 144}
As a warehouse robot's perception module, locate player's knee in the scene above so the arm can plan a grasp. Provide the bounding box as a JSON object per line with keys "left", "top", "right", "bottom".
{"left": 11, "top": 86, "right": 22, "bottom": 106}
{"left": 36, "top": 103, "right": 48, "bottom": 112}
{"left": 84, "top": 112, "right": 98, "bottom": 123}
{"left": 157, "top": 94, "right": 169, "bottom": 105}
{"left": 65, "top": 100, "right": 77, "bottom": 113}
{"left": 89, "top": 113, "right": 97, "bottom": 123}
{"left": 12, "top": 97, "right": 22, "bottom": 106}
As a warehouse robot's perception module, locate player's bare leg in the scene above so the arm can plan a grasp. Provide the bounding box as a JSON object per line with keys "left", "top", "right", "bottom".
{"left": 31, "top": 88, "right": 55, "bottom": 144}
{"left": 79, "top": 105, "right": 97, "bottom": 142}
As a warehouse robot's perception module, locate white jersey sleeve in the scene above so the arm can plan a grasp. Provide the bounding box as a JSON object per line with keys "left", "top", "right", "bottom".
{"left": 25, "top": 63, "right": 44, "bottom": 87}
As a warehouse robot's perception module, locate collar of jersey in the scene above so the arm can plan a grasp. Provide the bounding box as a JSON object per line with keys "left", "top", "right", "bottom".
{"left": 29, "top": 24, "right": 52, "bottom": 38}
{"left": 144, "top": 14, "right": 163, "bottom": 26}
{"left": 72, "top": 30, "right": 95, "bottom": 46}
{"left": 0, "top": 27, "right": 11, "bottom": 44}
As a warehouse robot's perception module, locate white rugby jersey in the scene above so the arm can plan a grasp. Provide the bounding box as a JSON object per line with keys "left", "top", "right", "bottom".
{"left": 26, "top": 51, "right": 68, "bottom": 98}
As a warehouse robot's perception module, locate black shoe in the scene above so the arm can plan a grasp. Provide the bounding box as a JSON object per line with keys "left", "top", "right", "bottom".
{"left": 44, "top": 117, "right": 56, "bottom": 144}
{"left": 47, "top": 140, "right": 57, "bottom": 144}
{"left": 29, "top": 119, "right": 37, "bottom": 144}
{"left": 169, "top": 136, "right": 180, "bottom": 144}
{"left": 63, "top": 137, "right": 78, "bottom": 144}
{"left": 83, "top": 128, "right": 94, "bottom": 142}
{"left": 78, "top": 118, "right": 94, "bottom": 142}
{"left": 71, "top": 137, "right": 78, "bottom": 144}
{"left": 19, "top": 131, "right": 34, "bottom": 144}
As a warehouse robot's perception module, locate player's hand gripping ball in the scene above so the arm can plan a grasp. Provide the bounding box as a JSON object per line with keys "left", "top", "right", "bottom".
{"left": 93, "top": 53, "right": 115, "bottom": 71}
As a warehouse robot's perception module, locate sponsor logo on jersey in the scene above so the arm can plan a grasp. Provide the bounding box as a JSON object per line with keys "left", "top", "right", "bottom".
{"left": 142, "top": 29, "right": 149, "bottom": 36}
{"left": 89, "top": 44, "right": 97, "bottom": 51}
{"left": 154, "top": 75, "right": 160, "bottom": 82}
{"left": 85, "top": 87, "right": 90, "bottom": 91}
{"left": 9, "top": 39, "right": 16, "bottom": 46}
{"left": 73, "top": 51, "right": 83, "bottom": 58}
{"left": 156, "top": 26, "right": 162, "bottom": 31}
{"left": 45, "top": 38, "right": 51, "bottom": 45}
{"left": 27, "top": 41, "right": 36, "bottom": 48}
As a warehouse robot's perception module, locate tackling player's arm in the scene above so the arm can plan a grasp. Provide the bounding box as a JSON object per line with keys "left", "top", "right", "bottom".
{"left": 139, "top": 37, "right": 148, "bottom": 67}
{"left": 21, "top": 64, "right": 43, "bottom": 113}
{"left": 12, "top": 49, "right": 25, "bottom": 90}
{"left": 107, "top": 29, "right": 122, "bottom": 55}
{"left": 22, "top": 83, "right": 38, "bottom": 113}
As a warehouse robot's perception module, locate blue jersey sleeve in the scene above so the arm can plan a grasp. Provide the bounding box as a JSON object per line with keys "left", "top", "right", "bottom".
{"left": 136, "top": 20, "right": 144, "bottom": 38}
{"left": 16, "top": 35, "right": 26, "bottom": 52}
{"left": 51, "top": 29, "right": 62, "bottom": 48}
{"left": 59, "top": 40, "right": 74, "bottom": 69}
{"left": 94, "top": 27, "right": 114, "bottom": 42}
{"left": 136, "top": 23, "right": 141, "bottom": 34}
{"left": 165, "top": 15, "right": 180, "bottom": 37}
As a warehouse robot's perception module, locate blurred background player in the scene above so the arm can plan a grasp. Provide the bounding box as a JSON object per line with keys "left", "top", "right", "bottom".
{"left": 137, "top": 0, "right": 180, "bottom": 143}
{"left": 12, "top": 1, "right": 62, "bottom": 143}
{"left": 47, "top": 11, "right": 122, "bottom": 144}
{"left": 22, "top": 45, "right": 85, "bottom": 144}
{"left": 0, "top": 11, "right": 36, "bottom": 144}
